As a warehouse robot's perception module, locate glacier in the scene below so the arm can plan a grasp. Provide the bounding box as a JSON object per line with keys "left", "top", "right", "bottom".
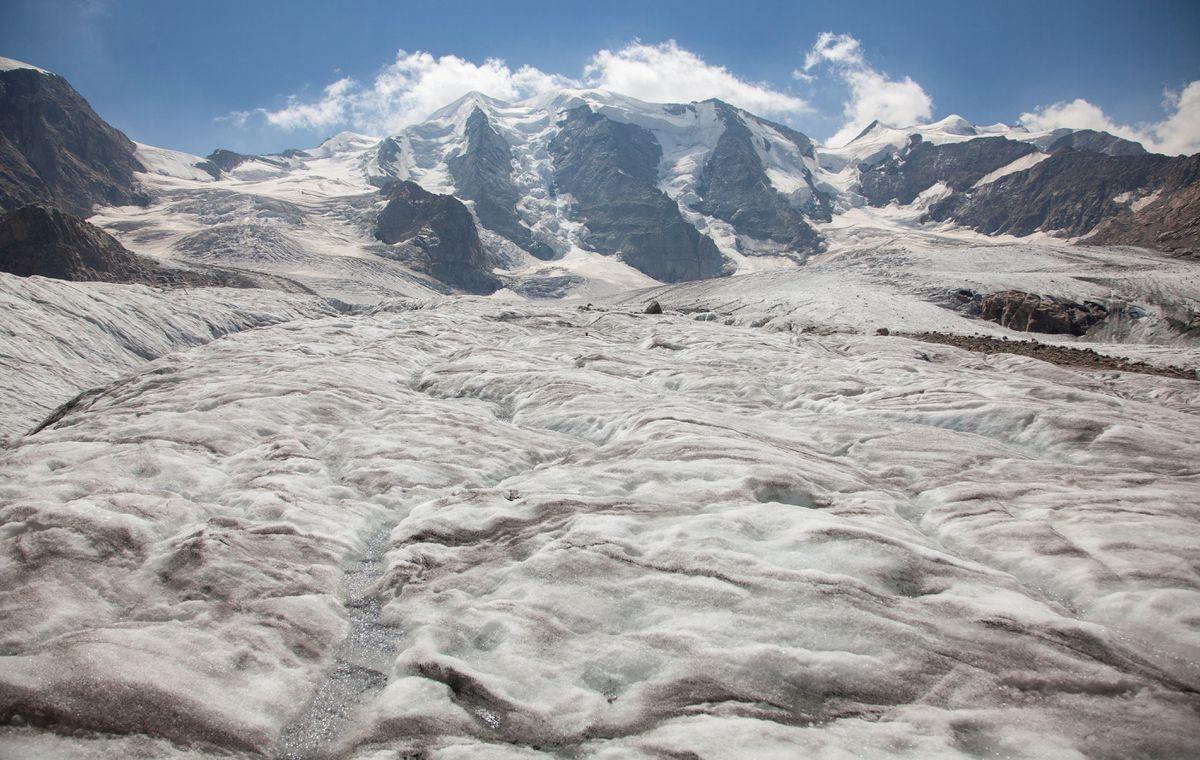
{"left": 3, "top": 62, "right": 1200, "bottom": 759}
{"left": 0, "top": 273, "right": 337, "bottom": 443}
{"left": 1, "top": 291, "right": 1198, "bottom": 758}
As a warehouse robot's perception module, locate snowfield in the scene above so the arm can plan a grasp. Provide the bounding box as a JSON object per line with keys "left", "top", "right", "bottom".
{"left": 2, "top": 296, "right": 1198, "bottom": 758}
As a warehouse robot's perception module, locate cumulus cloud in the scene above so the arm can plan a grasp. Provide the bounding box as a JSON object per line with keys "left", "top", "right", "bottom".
{"left": 228, "top": 35, "right": 1199, "bottom": 157}
{"left": 799, "top": 32, "right": 933, "bottom": 147}
{"left": 584, "top": 40, "right": 809, "bottom": 117}
{"left": 249, "top": 51, "right": 572, "bottom": 134}
{"left": 235, "top": 40, "right": 808, "bottom": 135}
{"left": 1020, "top": 81, "right": 1200, "bottom": 156}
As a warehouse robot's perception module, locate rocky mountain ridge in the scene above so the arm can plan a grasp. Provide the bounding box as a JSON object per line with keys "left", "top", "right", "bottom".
{"left": 0, "top": 59, "right": 148, "bottom": 217}
{"left": 2, "top": 55, "right": 1198, "bottom": 301}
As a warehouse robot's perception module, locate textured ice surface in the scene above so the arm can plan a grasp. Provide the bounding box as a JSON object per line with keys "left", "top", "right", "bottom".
{"left": 0, "top": 273, "right": 337, "bottom": 443}
{"left": 1, "top": 298, "right": 1198, "bottom": 758}
{"left": 617, "top": 238, "right": 1200, "bottom": 359}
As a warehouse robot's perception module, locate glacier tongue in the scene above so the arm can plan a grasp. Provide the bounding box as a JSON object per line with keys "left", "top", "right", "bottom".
{"left": 2, "top": 296, "right": 1198, "bottom": 758}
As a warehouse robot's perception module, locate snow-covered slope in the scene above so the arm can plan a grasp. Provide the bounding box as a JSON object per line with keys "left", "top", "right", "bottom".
{"left": 0, "top": 272, "right": 336, "bottom": 442}
{"left": 90, "top": 133, "right": 453, "bottom": 304}
{"left": 77, "top": 84, "right": 1189, "bottom": 305}
{"left": 2, "top": 298, "right": 1198, "bottom": 758}
{"left": 5, "top": 59, "right": 1200, "bottom": 760}
{"left": 0, "top": 56, "right": 50, "bottom": 74}
{"left": 88, "top": 89, "right": 839, "bottom": 299}
{"left": 3, "top": 53, "right": 1185, "bottom": 303}
{"left": 816, "top": 114, "right": 1061, "bottom": 172}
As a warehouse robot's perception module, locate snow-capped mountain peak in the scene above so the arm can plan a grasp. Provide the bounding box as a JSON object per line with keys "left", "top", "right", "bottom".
{"left": 308, "top": 130, "right": 380, "bottom": 158}
{"left": 7, "top": 60, "right": 1186, "bottom": 306}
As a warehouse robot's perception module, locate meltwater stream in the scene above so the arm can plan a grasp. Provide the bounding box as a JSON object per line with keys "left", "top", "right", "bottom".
{"left": 278, "top": 521, "right": 401, "bottom": 759}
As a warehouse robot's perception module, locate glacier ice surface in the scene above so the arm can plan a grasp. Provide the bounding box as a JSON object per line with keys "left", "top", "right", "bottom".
{"left": 1, "top": 295, "right": 1198, "bottom": 758}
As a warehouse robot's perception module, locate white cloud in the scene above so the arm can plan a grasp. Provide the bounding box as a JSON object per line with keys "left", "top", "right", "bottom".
{"left": 236, "top": 40, "right": 808, "bottom": 135}
{"left": 799, "top": 32, "right": 933, "bottom": 147}
{"left": 802, "top": 32, "right": 863, "bottom": 71}
{"left": 584, "top": 40, "right": 809, "bottom": 116}
{"left": 250, "top": 51, "right": 573, "bottom": 134}
{"left": 1020, "top": 81, "right": 1200, "bottom": 156}
{"left": 1155, "top": 83, "right": 1200, "bottom": 155}
{"left": 229, "top": 36, "right": 1200, "bottom": 158}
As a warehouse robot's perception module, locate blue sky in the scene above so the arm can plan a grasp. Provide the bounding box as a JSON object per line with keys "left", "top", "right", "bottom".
{"left": 3, "top": 0, "right": 1199, "bottom": 154}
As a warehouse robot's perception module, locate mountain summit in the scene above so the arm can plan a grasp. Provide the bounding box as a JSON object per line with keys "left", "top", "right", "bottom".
{"left": 1, "top": 62, "right": 1197, "bottom": 303}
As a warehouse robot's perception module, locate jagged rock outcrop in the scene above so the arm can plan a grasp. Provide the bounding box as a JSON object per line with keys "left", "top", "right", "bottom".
{"left": 859, "top": 135, "right": 1037, "bottom": 206}
{"left": 954, "top": 288, "right": 1109, "bottom": 335}
{"left": 0, "top": 205, "right": 253, "bottom": 287}
{"left": 202, "top": 149, "right": 252, "bottom": 174}
{"left": 448, "top": 107, "right": 554, "bottom": 260}
{"left": 368, "top": 137, "right": 405, "bottom": 187}
{"left": 374, "top": 180, "right": 498, "bottom": 294}
{"left": 549, "top": 105, "right": 728, "bottom": 282}
{"left": 926, "top": 149, "right": 1196, "bottom": 241}
{"left": 693, "top": 100, "right": 826, "bottom": 255}
{"left": 0, "top": 64, "right": 148, "bottom": 216}
{"left": 1047, "top": 129, "right": 1147, "bottom": 157}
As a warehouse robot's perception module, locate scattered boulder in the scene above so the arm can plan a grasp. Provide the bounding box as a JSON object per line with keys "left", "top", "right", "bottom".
{"left": 906, "top": 331, "right": 1196, "bottom": 381}
{"left": 644, "top": 300, "right": 663, "bottom": 315}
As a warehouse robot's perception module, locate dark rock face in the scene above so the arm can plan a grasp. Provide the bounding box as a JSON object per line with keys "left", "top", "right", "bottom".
{"left": 1047, "top": 129, "right": 1147, "bottom": 157}
{"left": 1086, "top": 154, "right": 1200, "bottom": 256}
{"left": 0, "top": 66, "right": 148, "bottom": 217}
{"left": 549, "top": 106, "right": 728, "bottom": 283}
{"left": 203, "top": 149, "right": 252, "bottom": 174}
{"left": 374, "top": 180, "right": 499, "bottom": 294}
{"left": 859, "top": 136, "right": 1037, "bottom": 206}
{"left": 0, "top": 205, "right": 250, "bottom": 287}
{"left": 693, "top": 101, "right": 825, "bottom": 254}
{"left": 448, "top": 108, "right": 554, "bottom": 260}
{"left": 954, "top": 288, "right": 1109, "bottom": 335}
{"left": 926, "top": 149, "right": 1187, "bottom": 239}
{"left": 370, "top": 137, "right": 405, "bottom": 188}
